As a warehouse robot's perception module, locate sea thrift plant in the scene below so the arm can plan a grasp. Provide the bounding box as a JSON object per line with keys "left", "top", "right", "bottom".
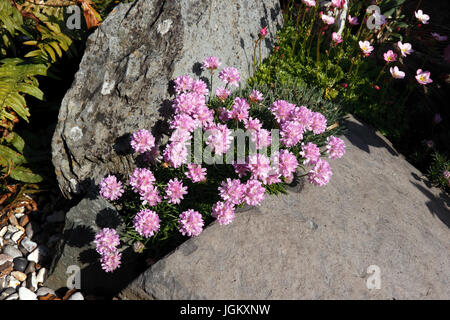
{"left": 94, "top": 62, "right": 346, "bottom": 272}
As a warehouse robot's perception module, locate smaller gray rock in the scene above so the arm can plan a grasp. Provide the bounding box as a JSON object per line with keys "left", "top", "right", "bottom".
{"left": 5, "top": 292, "right": 18, "bottom": 300}
{"left": 36, "top": 286, "right": 55, "bottom": 297}
{"left": 18, "top": 287, "right": 37, "bottom": 300}
{"left": 0, "top": 287, "right": 16, "bottom": 300}
{"left": 25, "top": 223, "right": 36, "bottom": 239}
{"left": 11, "top": 271, "right": 26, "bottom": 282}
{"left": 0, "top": 254, "right": 13, "bottom": 266}
{"left": 26, "top": 272, "right": 38, "bottom": 292}
{"left": 24, "top": 262, "right": 36, "bottom": 274}
{"left": 68, "top": 292, "right": 84, "bottom": 300}
{"left": 13, "top": 257, "right": 28, "bottom": 273}
{"left": 3, "top": 245, "right": 22, "bottom": 259}
{"left": 21, "top": 237, "right": 37, "bottom": 253}
{"left": 7, "top": 225, "right": 18, "bottom": 234}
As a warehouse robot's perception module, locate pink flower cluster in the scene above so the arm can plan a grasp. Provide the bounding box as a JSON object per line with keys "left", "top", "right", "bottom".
{"left": 133, "top": 209, "right": 160, "bottom": 238}
{"left": 99, "top": 175, "right": 124, "bottom": 201}
{"left": 130, "top": 129, "right": 155, "bottom": 154}
{"left": 94, "top": 228, "right": 122, "bottom": 273}
{"left": 178, "top": 209, "right": 204, "bottom": 237}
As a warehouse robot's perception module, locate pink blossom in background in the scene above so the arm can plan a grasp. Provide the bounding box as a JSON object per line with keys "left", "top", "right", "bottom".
{"left": 130, "top": 129, "right": 155, "bottom": 154}
{"left": 244, "top": 179, "right": 266, "bottom": 206}
{"left": 140, "top": 185, "right": 161, "bottom": 206}
{"left": 99, "top": 175, "right": 124, "bottom": 201}
{"left": 94, "top": 228, "right": 120, "bottom": 255}
{"left": 415, "top": 69, "right": 433, "bottom": 85}
{"left": 359, "top": 40, "right": 374, "bottom": 57}
{"left": 219, "top": 67, "right": 241, "bottom": 87}
{"left": 212, "top": 201, "right": 235, "bottom": 225}
{"left": 173, "top": 74, "right": 194, "bottom": 94}
{"left": 100, "top": 250, "right": 122, "bottom": 273}
{"left": 390, "top": 66, "right": 405, "bottom": 79}
{"left": 383, "top": 50, "right": 397, "bottom": 63}
{"left": 248, "top": 153, "right": 272, "bottom": 182}
{"left": 300, "top": 142, "right": 321, "bottom": 166}
{"left": 308, "top": 159, "right": 333, "bottom": 186}
{"left": 332, "top": 32, "right": 343, "bottom": 44}
{"left": 397, "top": 41, "right": 413, "bottom": 57}
{"left": 251, "top": 128, "right": 272, "bottom": 150}
{"left": 321, "top": 13, "right": 335, "bottom": 25}
{"left": 185, "top": 164, "right": 207, "bottom": 182}
{"left": 202, "top": 56, "right": 221, "bottom": 70}
{"left": 244, "top": 117, "right": 263, "bottom": 132}
{"left": 165, "top": 178, "right": 188, "bottom": 204}
{"left": 205, "top": 123, "right": 234, "bottom": 154}
{"left": 311, "top": 112, "right": 327, "bottom": 134}
{"left": 191, "top": 79, "right": 209, "bottom": 96}
{"left": 415, "top": 10, "right": 430, "bottom": 24}
{"left": 302, "top": 0, "right": 316, "bottom": 7}
{"left": 231, "top": 97, "right": 250, "bottom": 122}
{"left": 178, "top": 209, "right": 204, "bottom": 237}
{"left": 249, "top": 89, "right": 264, "bottom": 103}
{"left": 215, "top": 87, "right": 231, "bottom": 101}
{"left": 326, "top": 136, "right": 346, "bottom": 159}
{"left": 431, "top": 33, "right": 448, "bottom": 41}
{"left": 259, "top": 27, "right": 268, "bottom": 38}
{"left": 331, "top": 0, "right": 345, "bottom": 9}
{"left": 218, "top": 178, "right": 245, "bottom": 205}
{"left": 348, "top": 15, "right": 359, "bottom": 25}
{"left": 266, "top": 172, "right": 282, "bottom": 185}
{"left": 129, "top": 168, "right": 155, "bottom": 194}
{"left": 280, "top": 121, "right": 304, "bottom": 147}
{"left": 133, "top": 209, "right": 160, "bottom": 238}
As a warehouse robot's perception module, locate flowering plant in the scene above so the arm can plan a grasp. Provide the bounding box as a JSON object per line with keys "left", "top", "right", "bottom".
{"left": 94, "top": 58, "right": 346, "bottom": 272}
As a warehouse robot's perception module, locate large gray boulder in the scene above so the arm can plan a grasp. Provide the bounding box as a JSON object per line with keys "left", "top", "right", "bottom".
{"left": 52, "top": 0, "right": 283, "bottom": 197}
{"left": 120, "top": 115, "right": 450, "bottom": 300}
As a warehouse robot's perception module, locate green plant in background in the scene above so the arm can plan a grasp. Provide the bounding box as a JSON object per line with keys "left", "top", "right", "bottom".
{"left": 428, "top": 152, "right": 450, "bottom": 193}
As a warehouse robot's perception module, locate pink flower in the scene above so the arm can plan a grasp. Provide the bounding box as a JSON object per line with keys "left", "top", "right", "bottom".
{"left": 244, "top": 179, "right": 266, "bottom": 206}
{"left": 415, "top": 10, "right": 430, "bottom": 24}
{"left": 173, "top": 92, "right": 206, "bottom": 115}
{"left": 332, "top": 32, "right": 343, "bottom": 44}
{"left": 359, "top": 40, "right": 374, "bottom": 56}
{"left": 100, "top": 250, "right": 122, "bottom": 273}
{"left": 233, "top": 163, "right": 249, "bottom": 178}
{"left": 218, "top": 107, "right": 231, "bottom": 122}
{"left": 251, "top": 128, "right": 272, "bottom": 150}
{"left": 308, "top": 159, "right": 332, "bottom": 186}
{"left": 321, "top": 13, "right": 335, "bottom": 25}
{"left": 383, "top": 50, "right": 397, "bottom": 63}
{"left": 291, "top": 106, "right": 313, "bottom": 130}
{"left": 231, "top": 97, "right": 250, "bottom": 122}
{"left": 193, "top": 105, "right": 215, "bottom": 127}
{"left": 202, "top": 56, "right": 221, "bottom": 70}
{"left": 397, "top": 41, "right": 413, "bottom": 57}
{"left": 219, "top": 67, "right": 241, "bottom": 87}
{"left": 215, "top": 87, "right": 231, "bottom": 101}
{"left": 300, "top": 142, "right": 321, "bottom": 165}
{"left": 273, "top": 149, "right": 299, "bottom": 179}
{"left": 415, "top": 69, "right": 433, "bottom": 85}
{"left": 185, "top": 164, "right": 207, "bottom": 182}
{"left": 302, "top": 0, "right": 316, "bottom": 7}
{"left": 178, "top": 209, "right": 204, "bottom": 237}
{"left": 129, "top": 168, "right": 155, "bottom": 194}
{"left": 444, "top": 170, "right": 450, "bottom": 181}
{"left": 326, "top": 136, "right": 345, "bottom": 159}
{"left": 218, "top": 178, "right": 245, "bottom": 205}
{"left": 431, "top": 33, "right": 448, "bottom": 41}
{"left": 311, "top": 112, "right": 327, "bottom": 134}
{"left": 247, "top": 153, "right": 272, "bottom": 183}
{"left": 281, "top": 121, "right": 304, "bottom": 147}
{"left": 163, "top": 141, "right": 188, "bottom": 168}
{"left": 99, "top": 175, "right": 124, "bottom": 201}
{"left": 165, "top": 178, "right": 188, "bottom": 204}
{"left": 259, "top": 27, "right": 268, "bottom": 38}
{"left": 174, "top": 74, "right": 194, "bottom": 94}
{"left": 348, "top": 15, "right": 359, "bottom": 25}
{"left": 212, "top": 201, "right": 235, "bottom": 225}
{"left": 140, "top": 185, "right": 161, "bottom": 206}
{"left": 390, "top": 66, "right": 405, "bottom": 79}
{"left": 94, "top": 228, "right": 120, "bottom": 255}
{"left": 130, "top": 129, "right": 155, "bottom": 154}
{"left": 191, "top": 79, "right": 209, "bottom": 96}
{"left": 331, "top": 0, "right": 345, "bottom": 9}
{"left": 170, "top": 113, "right": 199, "bottom": 132}
{"left": 205, "top": 123, "right": 234, "bottom": 154}
{"left": 133, "top": 209, "right": 160, "bottom": 238}
{"left": 270, "top": 100, "right": 296, "bottom": 124}
{"left": 244, "top": 117, "right": 262, "bottom": 132}
{"left": 249, "top": 89, "right": 264, "bottom": 103}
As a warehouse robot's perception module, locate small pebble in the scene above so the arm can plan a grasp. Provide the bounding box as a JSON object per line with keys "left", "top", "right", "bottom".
{"left": 24, "top": 262, "right": 36, "bottom": 274}
{"left": 8, "top": 215, "right": 19, "bottom": 226}
{"left": 26, "top": 272, "right": 38, "bottom": 292}
{"left": 13, "top": 257, "right": 28, "bottom": 273}
{"left": 0, "top": 287, "right": 16, "bottom": 300}
{"left": 11, "top": 231, "right": 24, "bottom": 243}
{"left": 0, "top": 226, "right": 7, "bottom": 237}
{"left": 18, "top": 287, "right": 37, "bottom": 300}
{"left": 14, "top": 206, "right": 25, "bottom": 214}
{"left": 11, "top": 271, "right": 27, "bottom": 282}
{"left": 4, "top": 232, "right": 12, "bottom": 240}
{"left": 68, "top": 292, "right": 84, "bottom": 300}
{"left": 7, "top": 225, "right": 18, "bottom": 234}
{"left": 15, "top": 213, "right": 25, "bottom": 220}
{"left": 36, "top": 286, "right": 55, "bottom": 297}
{"left": 21, "top": 237, "right": 37, "bottom": 253}
{"left": 36, "top": 268, "right": 46, "bottom": 284}
{"left": 8, "top": 275, "right": 20, "bottom": 288}
{"left": 5, "top": 292, "right": 19, "bottom": 300}
{"left": 27, "top": 248, "right": 40, "bottom": 263}
{"left": 0, "top": 275, "right": 7, "bottom": 290}
{"left": 0, "top": 253, "right": 13, "bottom": 265}
{"left": 25, "top": 223, "right": 35, "bottom": 239}
{"left": 19, "top": 215, "right": 29, "bottom": 227}
{"left": 3, "top": 245, "right": 22, "bottom": 259}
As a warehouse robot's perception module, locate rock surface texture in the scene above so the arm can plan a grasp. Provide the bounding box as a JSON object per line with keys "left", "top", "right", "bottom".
{"left": 120, "top": 115, "right": 450, "bottom": 300}
{"left": 52, "top": 0, "right": 283, "bottom": 197}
